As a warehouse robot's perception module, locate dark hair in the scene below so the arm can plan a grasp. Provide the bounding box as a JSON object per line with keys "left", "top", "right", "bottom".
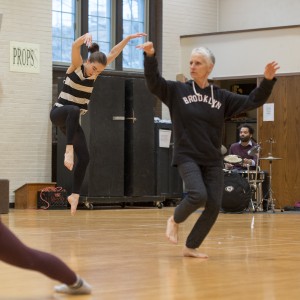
{"left": 88, "top": 42, "right": 107, "bottom": 65}
{"left": 238, "top": 123, "right": 254, "bottom": 135}
{"left": 88, "top": 43, "right": 99, "bottom": 53}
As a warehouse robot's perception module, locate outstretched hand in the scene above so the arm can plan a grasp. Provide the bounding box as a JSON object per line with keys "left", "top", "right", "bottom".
{"left": 264, "top": 61, "right": 280, "bottom": 80}
{"left": 83, "top": 33, "right": 92, "bottom": 48}
{"left": 136, "top": 41, "right": 155, "bottom": 56}
{"left": 127, "top": 32, "right": 147, "bottom": 40}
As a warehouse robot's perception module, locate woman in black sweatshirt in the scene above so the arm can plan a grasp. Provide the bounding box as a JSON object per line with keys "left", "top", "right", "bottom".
{"left": 137, "top": 42, "right": 279, "bottom": 258}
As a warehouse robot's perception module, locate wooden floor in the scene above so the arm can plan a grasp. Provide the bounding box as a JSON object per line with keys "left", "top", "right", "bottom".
{"left": 1, "top": 207, "right": 300, "bottom": 300}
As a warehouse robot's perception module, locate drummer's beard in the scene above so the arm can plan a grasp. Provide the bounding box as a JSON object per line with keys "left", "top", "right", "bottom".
{"left": 240, "top": 135, "right": 250, "bottom": 143}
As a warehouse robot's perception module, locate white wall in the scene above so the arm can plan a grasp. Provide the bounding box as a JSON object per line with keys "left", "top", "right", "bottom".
{"left": 178, "top": 0, "right": 300, "bottom": 79}
{"left": 180, "top": 26, "right": 300, "bottom": 79}
{"left": 161, "top": 0, "right": 219, "bottom": 119}
{"left": 219, "top": 0, "right": 300, "bottom": 31}
{"left": 0, "top": 1, "right": 52, "bottom": 203}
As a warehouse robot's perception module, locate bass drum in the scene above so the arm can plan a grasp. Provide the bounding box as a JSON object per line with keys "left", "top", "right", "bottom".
{"left": 222, "top": 172, "right": 252, "bottom": 213}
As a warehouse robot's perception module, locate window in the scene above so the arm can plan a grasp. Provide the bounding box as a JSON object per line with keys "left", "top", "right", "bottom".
{"left": 52, "top": 0, "right": 148, "bottom": 70}
{"left": 52, "top": 0, "right": 77, "bottom": 63}
{"left": 122, "top": 0, "right": 146, "bottom": 69}
{"left": 88, "top": 0, "right": 112, "bottom": 56}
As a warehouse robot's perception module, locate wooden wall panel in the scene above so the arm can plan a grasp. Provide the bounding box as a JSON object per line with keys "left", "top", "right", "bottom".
{"left": 258, "top": 75, "right": 300, "bottom": 208}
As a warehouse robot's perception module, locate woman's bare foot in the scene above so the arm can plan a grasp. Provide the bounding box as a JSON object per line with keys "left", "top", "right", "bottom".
{"left": 183, "top": 246, "right": 208, "bottom": 258}
{"left": 68, "top": 194, "right": 80, "bottom": 216}
{"left": 64, "top": 146, "right": 74, "bottom": 171}
{"left": 166, "top": 216, "right": 179, "bottom": 244}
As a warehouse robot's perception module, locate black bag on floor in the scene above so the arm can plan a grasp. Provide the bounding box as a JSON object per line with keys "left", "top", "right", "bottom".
{"left": 37, "top": 187, "right": 68, "bottom": 210}
{"left": 283, "top": 206, "right": 300, "bottom": 211}
{"left": 222, "top": 172, "right": 251, "bottom": 213}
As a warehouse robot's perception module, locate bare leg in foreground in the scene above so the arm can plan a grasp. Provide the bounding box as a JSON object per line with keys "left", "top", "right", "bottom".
{"left": 0, "top": 219, "right": 91, "bottom": 295}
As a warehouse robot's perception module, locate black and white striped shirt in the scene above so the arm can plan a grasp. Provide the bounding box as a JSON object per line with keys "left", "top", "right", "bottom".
{"left": 57, "top": 65, "right": 95, "bottom": 113}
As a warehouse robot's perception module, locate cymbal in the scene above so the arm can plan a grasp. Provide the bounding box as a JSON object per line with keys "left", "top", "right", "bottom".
{"left": 260, "top": 156, "right": 282, "bottom": 160}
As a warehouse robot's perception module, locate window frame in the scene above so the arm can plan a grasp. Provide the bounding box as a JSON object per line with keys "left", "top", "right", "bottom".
{"left": 52, "top": 0, "right": 78, "bottom": 66}
{"left": 121, "top": 0, "right": 149, "bottom": 71}
{"left": 52, "top": 0, "right": 162, "bottom": 75}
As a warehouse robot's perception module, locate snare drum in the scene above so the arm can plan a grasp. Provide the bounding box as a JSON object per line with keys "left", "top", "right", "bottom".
{"left": 239, "top": 171, "right": 265, "bottom": 182}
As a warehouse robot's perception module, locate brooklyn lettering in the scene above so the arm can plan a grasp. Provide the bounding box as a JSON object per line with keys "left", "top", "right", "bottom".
{"left": 182, "top": 94, "right": 222, "bottom": 109}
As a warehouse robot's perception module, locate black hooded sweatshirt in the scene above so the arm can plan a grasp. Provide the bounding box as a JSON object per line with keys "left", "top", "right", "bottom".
{"left": 144, "top": 54, "right": 277, "bottom": 168}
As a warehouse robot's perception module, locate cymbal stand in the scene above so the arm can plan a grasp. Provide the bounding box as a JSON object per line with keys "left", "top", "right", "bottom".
{"left": 253, "top": 145, "right": 264, "bottom": 212}
{"left": 246, "top": 164, "right": 256, "bottom": 212}
{"left": 266, "top": 138, "right": 276, "bottom": 213}
{"left": 266, "top": 156, "right": 276, "bottom": 213}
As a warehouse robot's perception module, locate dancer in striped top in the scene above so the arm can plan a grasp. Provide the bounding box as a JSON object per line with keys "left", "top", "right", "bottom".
{"left": 50, "top": 32, "right": 146, "bottom": 215}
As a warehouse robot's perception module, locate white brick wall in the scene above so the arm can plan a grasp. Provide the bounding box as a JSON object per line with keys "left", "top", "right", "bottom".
{"left": 161, "top": 0, "right": 219, "bottom": 119}
{"left": 0, "top": 1, "right": 52, "bottom": 203}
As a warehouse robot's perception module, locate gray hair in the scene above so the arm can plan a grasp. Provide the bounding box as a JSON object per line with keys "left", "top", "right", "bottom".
{"left": 191, "top": 47, "right": 215, "bottom": 65}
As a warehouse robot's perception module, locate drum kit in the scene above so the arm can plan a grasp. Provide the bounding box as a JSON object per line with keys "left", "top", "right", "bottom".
{"left": 222, "top": 138, "right": 282, "bottom": 213}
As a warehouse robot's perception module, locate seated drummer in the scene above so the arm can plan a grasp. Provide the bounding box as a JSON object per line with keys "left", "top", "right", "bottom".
{"left": 225, "top": 124, "right": 257, "bottom": 170}
{"left": 225, "top": 123, "right": 270, "bottom": 211}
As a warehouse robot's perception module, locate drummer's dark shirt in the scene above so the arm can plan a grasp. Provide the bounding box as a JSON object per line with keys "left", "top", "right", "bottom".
{"left": 229, "top": 140, "right": 257, "bottom": 170}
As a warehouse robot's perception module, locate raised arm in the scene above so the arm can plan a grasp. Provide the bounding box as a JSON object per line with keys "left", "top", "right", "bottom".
{"left": 106, "top": 32, "right": 147, "bottom": 65}
{"left": 136, "top": 41, "right": 171, "bottom": 105}
{"left": 67, "top": 33, "right": 93, "bottom": 73}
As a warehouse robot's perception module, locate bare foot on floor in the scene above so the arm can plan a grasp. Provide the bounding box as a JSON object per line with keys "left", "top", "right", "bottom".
{"left": 68, "top": 194, "right": 79, "bottom": 216}
{"left": 166, "top": 216, "right": 179, "bottom": 244}
{"left": 183, "top": 246, "right": 208, "bottom": 258}
{"left": 64, "top": 150, "right": 74, "bottom": 171}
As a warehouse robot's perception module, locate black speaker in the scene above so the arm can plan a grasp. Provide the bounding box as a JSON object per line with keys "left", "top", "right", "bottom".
{"left": 124, "top": 78, "right": 155, "bottom": 196}
{"left": 56, "top": 76, "right": 158, "bottom": 199}
{"left": 87, "top": 76, "right": 125, "bottom": 196}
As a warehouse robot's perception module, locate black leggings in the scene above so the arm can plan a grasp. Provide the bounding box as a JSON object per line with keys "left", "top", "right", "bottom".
{"left": 175, "top": 161, "right": 223, "bottom": 249}
{"left": 0, "top": 219, "right": 77, "bottom": 285}
{"left": 50, "top": 105, "right": 90, "bottom": 194}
